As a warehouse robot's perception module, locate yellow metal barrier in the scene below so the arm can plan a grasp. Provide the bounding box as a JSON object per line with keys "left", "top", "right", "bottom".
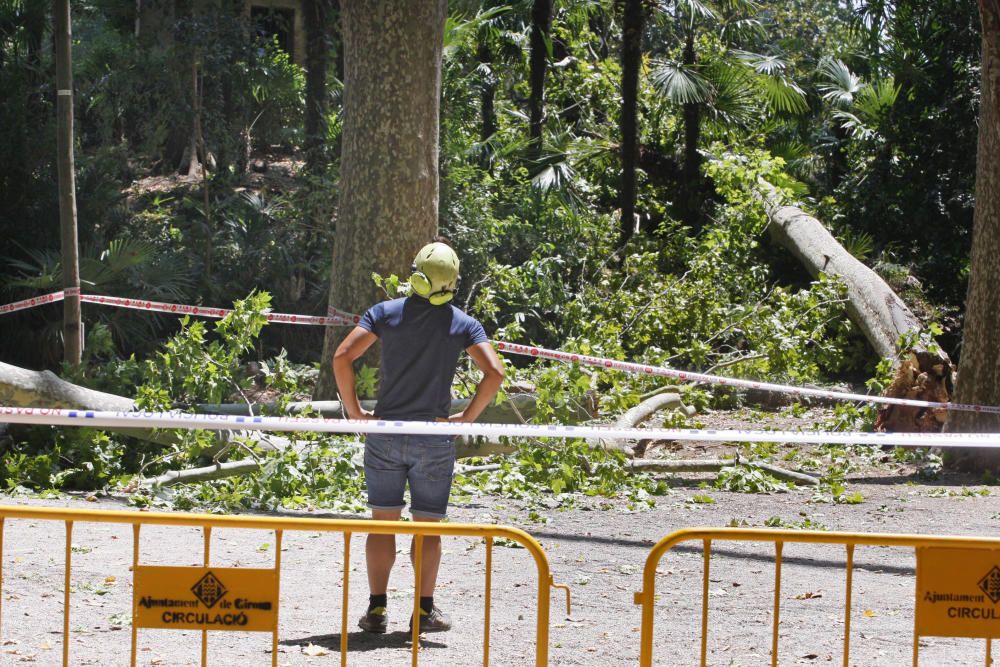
{"left": 0, "top": 505, "right": 566, "bottom": 667}
{"left": 634, "top": 528, "right": 1000, "bottom": 667}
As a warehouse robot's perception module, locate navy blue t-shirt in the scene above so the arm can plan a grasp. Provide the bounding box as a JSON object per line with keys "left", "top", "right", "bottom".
{"left": 358, "top": 297, "right": 488, "bottom": 420}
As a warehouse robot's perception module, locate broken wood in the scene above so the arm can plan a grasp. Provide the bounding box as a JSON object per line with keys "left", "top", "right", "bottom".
{"left": 590, "top": 389, "right": 694, "bottom": 456}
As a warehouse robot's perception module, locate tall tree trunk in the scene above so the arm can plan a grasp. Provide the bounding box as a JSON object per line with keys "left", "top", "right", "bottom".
{"left": 618, "top": 0, "right": 643, "bottom": 248}
{"left": 303, "top": 0, "right": 331, "bottom": 172}
{"left": 944, "top": 0, "right": 1000, "bottom": 472}
{"left": 477, "top": 39, "right": 497, "bottom": 171}
{"left": 55, "top": 0, "right": 82, "bottom": 366}
{"left": 528, "top": 0, "right": 552, "bottom": 157}
{"left": 180, "top": 49, "right": 204, "bottom": 176}
{"left": 680, "top": 30, "right": 701, "bottom": 231}
{"left": 314, "top": 0, "right": 448, "bottom": 399}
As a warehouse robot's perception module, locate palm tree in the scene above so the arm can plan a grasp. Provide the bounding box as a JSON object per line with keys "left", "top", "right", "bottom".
{"left": 648, "top": 0, "right": 807, "bottom": 229}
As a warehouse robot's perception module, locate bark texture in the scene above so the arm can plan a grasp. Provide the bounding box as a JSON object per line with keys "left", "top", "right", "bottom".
{"left": 55, "top": 0, "right": 82, "bottom": 365}
{"left": 944, "top": 0, "right": 1000, "bottom": 471}
{"left": 315, "top": 0, "right": 448, "bottom": 399}
{"left": 762, "top": 187, "right": 954, "bottom": 432}
{"left": 618, "top": 0, "right": 643, "bottom": 246}
{"left": 303, "top": 0, "right": 331, "bottom": 171}
{"left": 762, "top": 189, "right": 928, "bottom": 361}
{"left": 528, "top": 0, "right": 552, "bottom": 154}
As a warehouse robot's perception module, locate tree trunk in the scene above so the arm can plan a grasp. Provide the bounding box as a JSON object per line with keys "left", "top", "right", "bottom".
{"left": 761, "top": 186, "right": 954, "bottom": 432}
{"left": 314, "top": 0, "right": 448, "bottom": 399}
{"left": 477, "top": 39, "right": 497, "bottom": 171}
{"left": 303, "top": 0, "right": 331, "bottom": 172}
{"left": 55, "top": 0, "right": 82, "bottom": 366}
{"left": 180, "top": 49, "right": 205, "bottom": 177}
{"left": 680, "top": 30, "right": 701, "bottom": 230}
{"left": 762, "top": 187, "right": 937, "bottom": 361}
{"left": 618, "top": 0, "right": 643, "bottom": 248}
{"left": 528, "top": 0, "right": 552, "bottom": 156}
{"left": 944, "top": 0, "right": 1000, "bottom": 472}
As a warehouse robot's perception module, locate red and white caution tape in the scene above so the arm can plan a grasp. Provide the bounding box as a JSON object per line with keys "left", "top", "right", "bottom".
{"left": 1, "top": 406, "right": 998, "bottom": 448}
{"left": 494, "top": 341, "right": 1000, "bottom": 416}
{"left": 80, "top": 294, "right": 357, "bottom": 326}
{"left": 5, "top": 290, "right": 1000, "bottom": 416}
{"left": 0, "top": 290, "right": 66, "bottom": 315}
{"left": 0, "top": 290, "right": 356, "bottom": 326}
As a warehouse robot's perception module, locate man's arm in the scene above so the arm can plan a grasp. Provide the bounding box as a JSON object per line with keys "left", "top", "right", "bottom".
{"left": 450, "top": 342, "right": 505, "bottom": 423}
{"left": 333, "top": 326, "right": 379, "bottom": 420}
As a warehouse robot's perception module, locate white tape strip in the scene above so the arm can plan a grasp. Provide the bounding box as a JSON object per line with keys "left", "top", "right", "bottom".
{"left": 2, "top": 406, "right": 999, "bottom": 449}
{"left": 0, "top": 291, "right": 65, "bottom": 315}
{"left": 494, "top": 341, "right": 1000, "bottom": 416}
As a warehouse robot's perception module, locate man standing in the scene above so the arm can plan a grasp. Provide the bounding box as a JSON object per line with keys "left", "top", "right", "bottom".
{"left": 333, "top": 241, "right": 504, "bottom": 633}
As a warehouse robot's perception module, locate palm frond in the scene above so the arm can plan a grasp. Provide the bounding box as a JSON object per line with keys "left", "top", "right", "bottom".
{"left": 443, "top": 5, "right": 511, "bottom": 61}
{"left": 703, "top": 62, "right": 756, "bottom": 128}
{"left": 817, "top": 58, "right": 863, "bottom": 108}
{"left": 732, "top": 50, "right": 787, "bottom": 76}
{"left": 759, "top": 74, "right": 808, "bottom": 115}
{"left": 832, "top": 110, "right": 875, "bottom": 141}
{"left": 720, "top": 18, "right": 765, "bottom": 43}
{"left": 650, "top": 60, "right": 715, "bottom": 105}
{"left": 854, "top": 77, "right": 900, "bottom": 121}
{"left": 676, "top": 0, "right": 718, "bottom": 23}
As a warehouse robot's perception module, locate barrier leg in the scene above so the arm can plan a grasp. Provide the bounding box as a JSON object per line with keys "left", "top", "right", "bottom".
{"left": 273, "top": 529, "right": 283, "bottom": 667}
{"left": 843, "top": 544, "right": 855, "bottom": 667}
{"left": 341, "top": 532, "right": 351, "bottom": 667}
{"left": 131, "top": 524, "right": 141, "bottom": 667}
{"left": 986, "top": 637, "right": 992, "bottom": 666}
{"left": 771, "top": 541, "right": 784, "bottom": 667}
{"left": 412, "top": 534, "right": 424, "bottom": 667}
{"left": 701, "top": 539, "right": 712, "bottom": 667}
{"left": 63, "top": 520, "right": 73, "bottom": 667}
{"left": 484, "top": 536, "right": 493, "bottom": 667}
{"left": 202, "top": 525, "right": 212, "bottom": 667}
{"left": 0, "top": 517, "right": 4, "bottom": 646}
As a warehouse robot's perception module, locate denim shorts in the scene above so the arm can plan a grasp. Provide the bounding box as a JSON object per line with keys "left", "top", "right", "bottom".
{"left": 364, "top": 433, "right": 456, "bottom": 519}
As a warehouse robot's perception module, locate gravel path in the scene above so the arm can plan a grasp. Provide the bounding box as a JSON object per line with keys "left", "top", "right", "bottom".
{"left": 0, "top": 465, "right": 996, "bottom": 666}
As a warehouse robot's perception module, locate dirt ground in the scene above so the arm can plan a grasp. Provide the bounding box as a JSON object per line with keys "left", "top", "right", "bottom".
{"left": 0, "top": 413, "right": 997, "bottom": 666}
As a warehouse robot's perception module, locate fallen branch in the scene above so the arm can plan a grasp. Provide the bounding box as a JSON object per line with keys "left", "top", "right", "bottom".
{"left": 628, "top": 458, "right": 819, "bottom": 486}
{"left": 590, "top": 390, "right": 694, "bottom": 456}
{"left": 141, "top": 459, "right": 261, "bottom": 487}
{"left": 0, "top": 360, "right": 291, "bottom": 451}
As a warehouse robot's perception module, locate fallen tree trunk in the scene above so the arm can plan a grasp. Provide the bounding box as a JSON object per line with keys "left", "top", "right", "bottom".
{"left": 0, "top": 360, "right": 291, "bottom": 451}
{"left": 760, "top": 185, "right": 953, "bottom": 432}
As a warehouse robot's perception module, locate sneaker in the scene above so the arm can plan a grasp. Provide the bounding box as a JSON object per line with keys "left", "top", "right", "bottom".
{"left": 409, "top": 606, "right": 452, "bottom": 633}
{"left": 358, "top": 606, "right": 388, "bottom": 633}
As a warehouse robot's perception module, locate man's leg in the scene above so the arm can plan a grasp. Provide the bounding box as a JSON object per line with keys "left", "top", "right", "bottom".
{"left": 407, "top": 436, "right": 456, "bottom": 632}
{"left": 367, "top": 508, "right": 402, "bottom": 594}
{"left": 360, "top": 434, "right": 407, "bottom": 632}
{"left": 410, "top": 515, "right": 442, "bottom": 597}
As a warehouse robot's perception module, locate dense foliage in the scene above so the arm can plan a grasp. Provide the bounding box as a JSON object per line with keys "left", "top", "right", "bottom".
{"left": 0, "top": 0, "right": 984, "bottom": 503}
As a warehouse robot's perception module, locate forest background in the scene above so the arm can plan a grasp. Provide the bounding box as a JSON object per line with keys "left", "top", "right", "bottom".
{"left": 0, "top": 0, "right": 994, "bottom": 511}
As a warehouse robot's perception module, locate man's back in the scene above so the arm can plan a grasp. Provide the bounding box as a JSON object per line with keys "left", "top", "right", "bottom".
{"left": 359, "top": 297, "right": 487, "bottom": 420}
